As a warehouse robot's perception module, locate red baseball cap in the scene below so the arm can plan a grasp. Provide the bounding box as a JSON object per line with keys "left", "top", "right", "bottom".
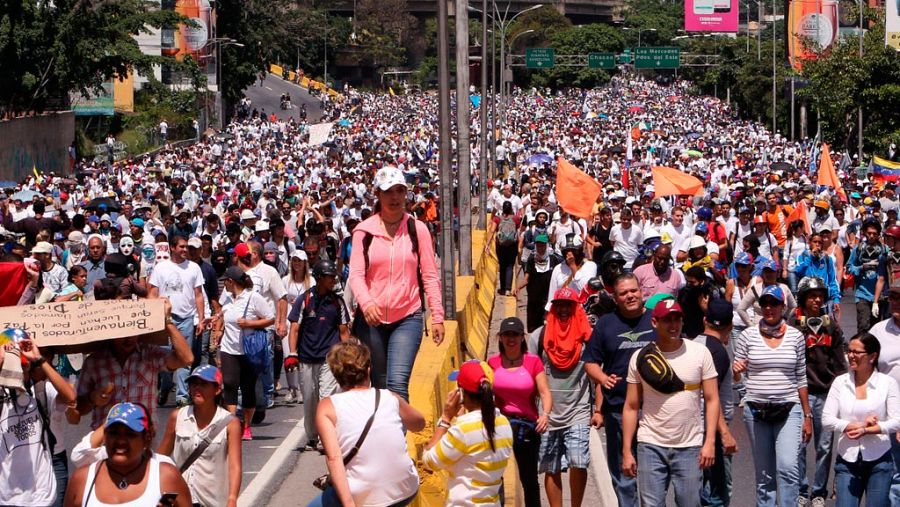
{"left": 651, "top": 299, "right": 683, "bottom": 320}
{"left": 552, "top": 287, "right": 580, "bottom": 304}
{"left": 448, "top": 360, "right": 494, "bottom": 393}
{"left": 234, "top": 243, "right": 251, "bottom": 258}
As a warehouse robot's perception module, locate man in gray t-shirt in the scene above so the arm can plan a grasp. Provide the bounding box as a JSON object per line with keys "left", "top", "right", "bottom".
{"left": 526, "top": 287, "right": 593, "bottom": 507}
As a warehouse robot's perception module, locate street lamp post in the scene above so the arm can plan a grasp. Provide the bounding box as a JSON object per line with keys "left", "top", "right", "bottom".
{"left": 204, "top": 37, "right": 244, "bottom": 129}
{"left": 623, "top": 27, "right": 656, "bottom": 47}
{"left": 858, "top": 0, "right": 864, "bottom": 161}
{"left": 479, "top": 0, "right": 489, "bottom": 229}
{"left": 437, "top": 0, "right": 456, "bottom": 318}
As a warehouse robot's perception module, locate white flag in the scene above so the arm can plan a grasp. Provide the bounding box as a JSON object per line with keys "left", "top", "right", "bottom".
{"left": 626, "top": 129, "right": 633, "bottom": 161}
{"left": 308, "top": 122, "right": 334, "bottom": 146}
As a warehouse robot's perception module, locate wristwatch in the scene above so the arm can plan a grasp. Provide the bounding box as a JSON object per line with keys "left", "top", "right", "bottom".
{"left": 437, "top": 419, "right": 452, "bottom": 429}
{"left": 803, "top": 413, "right": 814, "bottom": 419}
{"left": 30, "top": 357, "right": 46, "bottom": 367}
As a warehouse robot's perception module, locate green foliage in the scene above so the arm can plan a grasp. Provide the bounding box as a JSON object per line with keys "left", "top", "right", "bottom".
{"left": 0, "top": 0, "right": 188, "bottom": 116}
{"left": 355, "top": 0, "right": 417, "bottom": 68}
{"left": 622, "top": 0, "right": 683, "bottom": 46}
{"left": 798, "top": 12, "right": 900, "bottom": 153}
{"left": 531, "top": 24, "right": 626, "bottom": 89}
{"left": 507, "top": 6, "right": 572, "bottom": 51}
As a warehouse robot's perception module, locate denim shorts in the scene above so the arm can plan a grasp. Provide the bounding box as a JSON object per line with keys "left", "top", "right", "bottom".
{"left": 538, "top": 424, "right": 591, "bottom": 474}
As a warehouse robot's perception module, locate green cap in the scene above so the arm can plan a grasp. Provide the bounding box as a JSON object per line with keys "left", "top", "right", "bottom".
{"left": 534, "top": 234, "right": 549, "bottom": 244}
{"left": 644, "top": 293, "right": 675, "bottom": 311}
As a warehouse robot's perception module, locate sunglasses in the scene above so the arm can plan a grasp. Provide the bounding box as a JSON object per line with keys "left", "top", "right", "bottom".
{"left": 759, "top": 299, "right": 783, "bottom": 308}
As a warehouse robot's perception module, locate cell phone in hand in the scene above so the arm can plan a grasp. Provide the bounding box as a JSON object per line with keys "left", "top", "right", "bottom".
{"left": 158, "top": 492, "right": 178, "bottom": 506}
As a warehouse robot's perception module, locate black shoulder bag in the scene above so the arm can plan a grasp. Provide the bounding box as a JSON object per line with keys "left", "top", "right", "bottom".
{"left": 313, "top": 389, "right": 381, "bottom": 490}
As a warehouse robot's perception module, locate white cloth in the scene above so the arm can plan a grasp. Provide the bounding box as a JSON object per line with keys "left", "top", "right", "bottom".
{"left": 172, "top": 406, "right": 234, "bottom": 507}
{"left": 822, "top": 371, "right": 900, "bottom": 462}
{"left": 331, "top": 388, "right": 419, "bottom": 507}
{"left": 0, "top": 393, "right": 56, "bottom": 507}
{"left": 149, "top": 259, "right": 204, "bottom": 319}
{"left": 83, "top": 454, "right": 163, "bottom": 507}
{"left": 218, "top": 290, "right": 274, "bottom": 356}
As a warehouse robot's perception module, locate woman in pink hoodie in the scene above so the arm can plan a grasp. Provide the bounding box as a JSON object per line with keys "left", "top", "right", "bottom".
{"left": 348, "top": 166, "right": 445, "bottom": 401}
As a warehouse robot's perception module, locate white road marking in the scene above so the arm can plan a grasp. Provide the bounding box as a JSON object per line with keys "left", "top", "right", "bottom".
{"left": 238, "top": 417, "right": 306, "bottom": 507}
{"left": 264, "top": 86, "right": 273, "bottom": 91}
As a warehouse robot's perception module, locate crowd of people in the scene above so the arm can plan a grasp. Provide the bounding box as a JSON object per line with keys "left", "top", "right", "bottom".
{"left": 1, "top": 73, "right": 900, "bottom": 507}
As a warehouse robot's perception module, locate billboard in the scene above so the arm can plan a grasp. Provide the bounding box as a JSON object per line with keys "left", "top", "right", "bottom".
{"left": 161, "top": 0, "right": 217, "bottom": 88}
{"left": 787, "top": 0, "right": 838, "bottom": 71}
{"left": 888, "top": 0, "right": 900, "bottom": 50}
{"left": 685, "top": 0, "right": 739, "bottom": 32}
{"left": 71, "top": 82, "right": 114, "bottom": 116}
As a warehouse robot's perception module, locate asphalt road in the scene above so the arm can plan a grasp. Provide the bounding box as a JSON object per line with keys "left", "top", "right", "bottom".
{"left": 243, "top": 72, "right": 324, "bottom": 123}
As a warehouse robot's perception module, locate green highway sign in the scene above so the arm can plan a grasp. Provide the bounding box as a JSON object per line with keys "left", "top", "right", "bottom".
{"left": 618, "top": 49, "right": 633, "bottom": 64}
{"left": 634, "top": 47, "right": 681, "bottom": 69}
{"left": 588, "top": 53, "right": 616, "bottom": 69}
{"left": 525, "top": 47, "right": 555, "bottom": 69}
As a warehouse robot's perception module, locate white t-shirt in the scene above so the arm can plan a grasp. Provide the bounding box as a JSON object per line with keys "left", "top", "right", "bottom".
{"left": 219, "top": 290, "right": 274, "bottom": 355}
{"left": 149, "top": 259, "right": 204, "bottom": 319}
{"left": 247, "top": 263, "right": 287, "bottom": 330}
{"left": 545, "top": 261, "right": 598, "bottom": 311}
{"left": 0, "top": 394, "right": 57, "bottom": 506}
{"left": 610, "top": 224, "right": 644, "bottom": 268}
{"left": 627, "top": 339, "right": 717, "bottom": 448}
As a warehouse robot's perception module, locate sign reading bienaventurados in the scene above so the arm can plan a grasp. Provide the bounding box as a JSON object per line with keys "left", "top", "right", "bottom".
{"left": 0, "top": 299, "right": 165, "bottom": 347}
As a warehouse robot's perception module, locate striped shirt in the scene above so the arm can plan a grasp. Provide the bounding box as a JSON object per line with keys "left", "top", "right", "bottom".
{"left": 734, "top": 325, "right": 807, "bottom": 403}
{"left": 424, "top": 410, "right": 513, "bottom": 506}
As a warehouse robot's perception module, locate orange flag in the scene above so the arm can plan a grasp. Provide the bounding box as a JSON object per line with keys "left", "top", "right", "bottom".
{"left": 651, "top": 166, "right": 704, "bottom": 197}
{"left": 816, "top": 143, "right": 847, "bottom": 201}
{"left": 785, "top": 199, "right": 811, "bottom": 235}
{"left": 556, "top": 157, "right": 602, "bottom": 219}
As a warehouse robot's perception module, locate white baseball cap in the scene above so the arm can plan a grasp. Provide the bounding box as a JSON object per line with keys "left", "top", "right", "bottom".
{"left": 373, "top": 166, "right": 408, "bottom": 191}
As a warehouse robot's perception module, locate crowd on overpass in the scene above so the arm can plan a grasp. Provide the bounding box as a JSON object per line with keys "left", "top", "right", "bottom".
{"left": 1, "top": 74, "right": 900, "bottom": 507}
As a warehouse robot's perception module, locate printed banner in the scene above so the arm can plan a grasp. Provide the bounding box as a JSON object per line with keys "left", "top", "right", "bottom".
{"left": 888, "top": 0, "right": 900, "bottom": 50}
{"left": 787, "top": 0, "right": 839, "bottom": 71}
{"left": 0, "top": 299, "right": 166, "bottom": 347}
{"left": 685, "top": 0, "right": 739, "bottom": 32}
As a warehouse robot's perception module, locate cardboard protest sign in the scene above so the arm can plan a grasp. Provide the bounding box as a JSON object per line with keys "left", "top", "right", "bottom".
{"left": 0, "top": 299, "right": 166, "bottom": 347}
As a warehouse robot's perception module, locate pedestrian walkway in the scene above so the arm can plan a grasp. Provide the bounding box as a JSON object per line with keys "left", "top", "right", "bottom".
{"left": 486, "top": 288, "right": 617, "bottom": 507}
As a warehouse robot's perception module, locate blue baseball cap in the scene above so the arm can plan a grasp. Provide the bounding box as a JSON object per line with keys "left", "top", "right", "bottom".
{"left": 695, "top": 222, "right": 709, "bottom": 235}
{"left": 131, "top": 218, "right": 145, "bottom": 228}
{"left": 188, "top": 364, "right": 222, "bottom": 386}
{"left": 88, "top": 215, "right": 100, "bottom": 223}
{"left": 760, "top": 285, "right": 785, "bottom": 302}
{"left": 761, "top": 258, "right": 779, "bottom": 272}
{"left": 104, "top": 402, "right": 149, "bottom": 432}
{"left": 734, "top": 252, "right": 753, "bottom": 265}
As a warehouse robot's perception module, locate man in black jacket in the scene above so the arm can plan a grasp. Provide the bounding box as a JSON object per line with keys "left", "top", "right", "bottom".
{"left": 2, "top": 198, "right": 71, "bottom": 247}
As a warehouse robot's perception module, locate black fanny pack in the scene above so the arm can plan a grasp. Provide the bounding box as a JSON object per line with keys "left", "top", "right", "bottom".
{"left": 508, "top": 416, "right": 537, "bottom": 445}
{"left": 746, "top": 401, "right": 795, "bottom": 423}
{"left": 636, "top": 343, "right": 701, "bottom": 394}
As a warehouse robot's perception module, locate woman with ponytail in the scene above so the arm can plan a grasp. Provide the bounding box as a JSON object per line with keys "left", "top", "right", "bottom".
{"left": 424, "top": 360, "right": 514, "bottom": 506}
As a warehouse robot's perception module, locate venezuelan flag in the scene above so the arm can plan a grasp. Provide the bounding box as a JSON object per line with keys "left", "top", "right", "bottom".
{"left": 874, "top": 156, "right": 900, "bottom": 183}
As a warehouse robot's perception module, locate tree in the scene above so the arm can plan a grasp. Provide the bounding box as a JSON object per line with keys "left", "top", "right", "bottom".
{"left": 798, "top": 8, "right": 900, "bottom": 152}
{"left": 622, "top": 0, "right": 683, "bottom": 47}
{"left": 532, "top": 24, "right": 626, "bottom": 89}
{"left": 0, "top": 0, "right": 188, "bottom": 117}
{"left": 355, "top": 0, "right": 418, "bottom": 69}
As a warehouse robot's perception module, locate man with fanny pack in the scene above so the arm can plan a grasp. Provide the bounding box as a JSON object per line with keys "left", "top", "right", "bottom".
{"left": 621, "top": 299, "right": 720, "bottom": 507}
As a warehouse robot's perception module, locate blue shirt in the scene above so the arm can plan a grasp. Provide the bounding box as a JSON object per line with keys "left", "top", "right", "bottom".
{"left": 582, "top": 310, "right": 656, "bottom": 411}
{"left": 847, "top": 243, "right": 887, "bottom": 302}
{"left": 794, "top": 251, "right": 841, "bottom": 304}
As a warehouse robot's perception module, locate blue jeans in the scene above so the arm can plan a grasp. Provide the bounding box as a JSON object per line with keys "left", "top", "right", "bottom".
{"left": 637, "top": 443, "right": 702, "bottom": 507}
{"left": 890, "top": 435, "right": 900, "bottom": 505}
{"left": 799, "top": 393, "right": 833, "bottom": 499}
{"left": 52, "top": 451, "right": 67, "bottom": 507}
{"left": 364, "top": 310, "right": 423, "bottom": 402}
{"left": 171, "top": 315, "right": 196, "bottom": 404}
{"left": 702, "top": 434, "right": 733, "bottom": 507}
{"left": 742, "top": 402, "right": 803, "bottom": 507}
{"left": 601, "top": 408, "right": 637, "bottom": 507}
{"left": 787, "top": 272, "right": 800, "bottom": 294}
{"left": 306, "top": 488, "right": 416, "bottom": 507}
{"left": 834, "top": 452, "right": 893, "bottom": 507}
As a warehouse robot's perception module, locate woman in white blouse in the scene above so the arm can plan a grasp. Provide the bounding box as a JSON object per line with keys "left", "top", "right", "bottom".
{"left": 823, "top": 332, "right": 900, "bottom": 507}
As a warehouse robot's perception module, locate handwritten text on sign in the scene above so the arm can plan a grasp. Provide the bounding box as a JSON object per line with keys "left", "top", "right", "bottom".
{"left": 0, "top": 299, "right": 165, "bottom": 347}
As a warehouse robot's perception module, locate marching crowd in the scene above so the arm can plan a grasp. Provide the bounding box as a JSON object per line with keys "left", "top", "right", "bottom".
{"left": 0, "top": 74, "right": 900, "bottom": 507}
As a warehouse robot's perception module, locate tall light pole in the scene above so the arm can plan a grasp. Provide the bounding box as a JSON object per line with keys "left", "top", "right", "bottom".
{"left": 456, "top": 0, "right": 472, "bottom": 275}
{"left": 207, "top": 37, "right": 244, "bottom": 129}
{"left": 623, "top": 27, "right": 656, "bottom": 47}
{"left": 472, "top": 4, "right": 542, "bottom": 129}
{"left": 478, "top": 0, "right": 489, "bottom": 229}
{"left": 857, "top": 0, "right": 864, "bottom": 161}
{"left": 772, "top": 0, "right": 777, "bottom": 135}
{"left": 437, "top": 0, "right": 456, "bottom": 317}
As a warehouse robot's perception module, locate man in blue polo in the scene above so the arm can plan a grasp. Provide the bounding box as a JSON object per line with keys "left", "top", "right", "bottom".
{"left": 582, "top": 273, "right": 656, "bottom": 507}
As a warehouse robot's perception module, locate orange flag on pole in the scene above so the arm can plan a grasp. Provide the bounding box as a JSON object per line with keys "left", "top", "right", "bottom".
{"left": 651, "top": 166, "right": 705, "bottom": 197}
{"left": 816, "top": 143, "right": 847, "bottom": 201}
{"left": 785, "top": 200, "right": 811, "bottom": 235}
{"left": 556, "top": 157, "right": 602, "bottom": 219}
